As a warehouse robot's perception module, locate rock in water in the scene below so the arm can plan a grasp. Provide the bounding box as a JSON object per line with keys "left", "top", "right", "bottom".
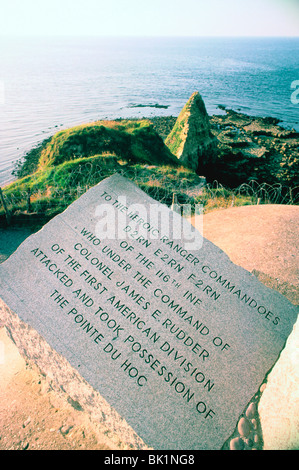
{"left": 165, "top": 92, "right": 216, "bottom": 171}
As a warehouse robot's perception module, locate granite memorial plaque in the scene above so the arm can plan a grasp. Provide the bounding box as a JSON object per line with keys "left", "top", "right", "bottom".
{"left": 0, "top": 174, "right": 297, "bottom": 450}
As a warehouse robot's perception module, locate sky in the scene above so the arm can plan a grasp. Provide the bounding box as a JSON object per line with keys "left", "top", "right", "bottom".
{"left": 0, "top": 0, "right": 298, "bottom": 37}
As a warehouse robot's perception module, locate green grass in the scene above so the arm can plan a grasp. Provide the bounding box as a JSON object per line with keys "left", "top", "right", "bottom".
{"left": 0, "top": 118, "right": 183, "bottom": 222}
{"left": 38, "top": 119, "right": 178, "bottom": 169}
{"left": 1, "top": 155, "right": 255, "bottom": 222}
{"left": 2, "top": 155, "right": 119, "bottom": 215}
{"left": 2, "top": 118, "right": 286, "bottom": 226}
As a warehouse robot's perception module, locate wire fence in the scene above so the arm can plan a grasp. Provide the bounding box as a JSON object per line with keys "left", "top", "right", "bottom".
{"left": 1, "top": 162, "right": 298, "bottom": 225}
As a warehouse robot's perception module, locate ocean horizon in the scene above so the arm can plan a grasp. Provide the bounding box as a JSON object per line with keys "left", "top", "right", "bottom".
{"left": 0, "top": 36, "right": 298, "bottom": 185}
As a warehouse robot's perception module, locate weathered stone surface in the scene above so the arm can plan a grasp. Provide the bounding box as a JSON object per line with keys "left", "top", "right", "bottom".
{"left": 230, "top": 437, "right": 245, "bottom": 450}
{"left": 246, "top": 402, "right": 257, "bottom": 420}
{"left": 0, "top": 301, "right": 149, "bottom": 450}
{"left": 0, "top": 174, "right": 297, "bottom": 450}
{"left": 238, "top": 417, "right": 252, "bottom": 438}
{"left": 258, "top": 317, "right": 299, "bottom": 450}
{"left": 190, "top": 204, "right": 299, "bottom": 450}
{"left": 165, "top": 92, "right": 216, "bottom": 171}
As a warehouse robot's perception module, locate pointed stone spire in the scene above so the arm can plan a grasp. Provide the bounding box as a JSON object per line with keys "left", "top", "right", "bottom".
{"left": 165, "top": 92, "right": 216, "bottom": 171}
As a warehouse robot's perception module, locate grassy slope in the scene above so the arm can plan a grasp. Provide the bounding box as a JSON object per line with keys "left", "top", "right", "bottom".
{"left": 39, "top": 119, "right": 178, "bottom": 169}
{"left": 2, "top": 157, "right": 252, "bottom": 221}
{"left": 2, "top": 117, "right": 256, "bottom": 222}
{"left": 3, "top": 155, "right": 121, "bottom": 215}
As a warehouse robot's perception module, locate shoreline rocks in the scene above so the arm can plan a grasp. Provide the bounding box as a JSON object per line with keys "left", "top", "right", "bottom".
{"left": 152, "top": 102, "right": 298, "bottom": 189}
{"left": 206, "top": 108, "right": 299, "bottom": 187}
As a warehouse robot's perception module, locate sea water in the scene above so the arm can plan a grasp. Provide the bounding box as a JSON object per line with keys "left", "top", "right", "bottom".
{"left": 0, "top": 36, "right": 298, "bottom": 185}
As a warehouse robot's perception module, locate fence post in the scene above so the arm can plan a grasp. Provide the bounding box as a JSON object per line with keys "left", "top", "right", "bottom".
{"left": 0, "top": 187, "right": 11, "bottom": 224}
{"left": 171, "top": 192, "right": 181, "bottom": 214}
{"left": 289, "top": 187, "right": 293, "bottom": 205}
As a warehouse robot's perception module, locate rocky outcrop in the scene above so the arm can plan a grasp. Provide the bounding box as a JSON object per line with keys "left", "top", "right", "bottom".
{"left": 206, "top": 109, "right": 299, "bottom": 188}
{"left": 165, "top": 92, "right": 216, "bottom": 171}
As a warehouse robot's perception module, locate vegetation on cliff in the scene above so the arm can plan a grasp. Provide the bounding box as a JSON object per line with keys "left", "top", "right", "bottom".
{"left": 1, "top": 94, "right": 298, "bottom": 226}
{"left": 3, "top": 155, "right": 208, "bottom": 222}
{"left": 38, "top": 119, "right": 178, "bottom": 169}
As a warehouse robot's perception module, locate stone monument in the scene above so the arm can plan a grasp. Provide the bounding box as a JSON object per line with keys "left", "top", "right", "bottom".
{"left": 0, "top": 174, "right": 297, "bottom": 450}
